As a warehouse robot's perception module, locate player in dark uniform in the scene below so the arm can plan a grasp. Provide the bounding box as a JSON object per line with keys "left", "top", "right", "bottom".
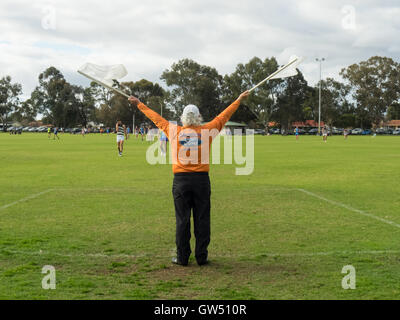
{"left": 53, "top": 127, "right": 60, "bottom": 140}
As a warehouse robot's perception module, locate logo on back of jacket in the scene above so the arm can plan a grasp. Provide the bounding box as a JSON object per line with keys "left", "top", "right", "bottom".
{"left": 178, "top": 131, "right": 202, "bottom": 150}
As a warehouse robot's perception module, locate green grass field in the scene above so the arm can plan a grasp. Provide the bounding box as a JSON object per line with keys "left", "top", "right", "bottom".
{"left": 1, "top": 132, "right": 400, "bottom": 300}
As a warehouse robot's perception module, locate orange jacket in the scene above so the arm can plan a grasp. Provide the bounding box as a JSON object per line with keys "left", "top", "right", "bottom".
{"left": 137, "top": 100, "right": 241, "bottom": 173}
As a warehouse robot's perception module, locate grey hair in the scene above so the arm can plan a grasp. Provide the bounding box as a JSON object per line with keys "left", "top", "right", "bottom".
{"left": 181, "top": 112, "right": 203, "bottom": 127}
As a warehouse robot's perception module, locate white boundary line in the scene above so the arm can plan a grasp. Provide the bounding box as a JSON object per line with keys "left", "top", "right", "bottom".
{"left": 0, "top": 249, "right": 150, "bottom": 259}
{"left": 257, "top": 250, "right": 400, "bottom": 258}
{"left": 1, "top": 249, "right": 400, "bottom": 259}
{"left": 297, "top": 188, "right": 400, "bottom": 229}
{"left": 0, "top": 189, "right": 53, "bottom": 212}
{"left": 1, "top": 187, "right": 399, "bottom": 260}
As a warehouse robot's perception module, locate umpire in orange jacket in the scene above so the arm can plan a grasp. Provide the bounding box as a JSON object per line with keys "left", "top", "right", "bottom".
{"left": 129, "top": 90, "right": 249, "bottom": 266}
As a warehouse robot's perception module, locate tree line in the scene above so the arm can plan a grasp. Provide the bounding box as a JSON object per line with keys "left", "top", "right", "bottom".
{"left": 1, "top": 55, "right": 400, "bottom": 130}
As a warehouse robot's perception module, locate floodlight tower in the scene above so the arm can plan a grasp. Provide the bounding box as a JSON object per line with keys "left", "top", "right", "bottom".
{"left": 316, "top": 58, "right": 325, "bottom": 135}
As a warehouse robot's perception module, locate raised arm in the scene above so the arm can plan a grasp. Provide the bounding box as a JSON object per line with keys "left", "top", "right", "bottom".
{"left": 203, "top": 91, "right": 250, "bottom": 131}
{"left": 128, "top": 96, "right": 171, "bottom": 138}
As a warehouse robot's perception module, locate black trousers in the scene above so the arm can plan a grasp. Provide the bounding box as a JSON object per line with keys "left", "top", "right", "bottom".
{"left": 172, "top": 172, "right": 211, "bottom": 264}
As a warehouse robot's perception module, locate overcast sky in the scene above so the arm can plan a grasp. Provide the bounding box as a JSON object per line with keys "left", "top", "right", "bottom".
{"left": 1, "top": 0, "right": 399, "bottom": 99}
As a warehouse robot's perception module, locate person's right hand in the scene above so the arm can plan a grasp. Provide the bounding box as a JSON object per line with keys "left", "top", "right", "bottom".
{"left": 238, "top": 90, "right": 250, "bottom": 101}
{"left": 128, "top": 96, "right": 141, "bottom": 106}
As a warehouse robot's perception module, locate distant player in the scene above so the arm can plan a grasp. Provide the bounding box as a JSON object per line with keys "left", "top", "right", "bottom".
{"left": 116, "top": 120, "right": 127, "bottom": 157}
{"left": 126, "top": 126, "right": 131, "bottom": 139}
{"left": 322, "top": 127, "right": 328, "bottom": 143}
{"left": 294, "top": 126, "right": 299, "bottom": 141}
{"left": 139, "top": 125, "right": 145, "bottom": 141}
{"left": 344, "top": 129, "right": 349, "bottom": 140}
{"left": 146, "top": 126, "right": 155, "bottom": 143}
{"left": 53, "top": 127, "right": 60, "bottom": 140}
{"left": 47, "top": 127, "right": 52, "bottom": 139}
{"left": 159, "top": 129, "right": 168, "bottom": 156}
{"left": 81, "top": 127, "right": 86, "bottom": 137}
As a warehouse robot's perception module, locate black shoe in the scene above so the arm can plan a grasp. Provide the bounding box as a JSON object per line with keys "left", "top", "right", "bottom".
{"left": 171, "top": 257, "right": 188, "bottom": 266}
{"left": 197, "top": 260, "right": 209, "bottom": 266}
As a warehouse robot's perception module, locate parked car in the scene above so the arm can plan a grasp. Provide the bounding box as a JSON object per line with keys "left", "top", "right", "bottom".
{"left": 393, "top": 129, "right": 400, "bottom": 135}
{"left": 351, "top": 128, "right": 363, "bottom": 135}
{"left": 254, "top": 129, "right": 266, "bottom": 135}
{"left": 377, "top": 128, "right": 395, "bottom": 135}
{"left": 332, "top": 128, "right": 344, "bottom": 135}
{"left": 271, "top": 128, "right": 280, "bottom": 134}
{"left": 362, "top": 129, "right": 372, "bottom": 135}
{"left": 1, "top": 124, "right": 12, "bottom": 132}
{"left": 308, "top": 128, "right": 319, "bottom": 135}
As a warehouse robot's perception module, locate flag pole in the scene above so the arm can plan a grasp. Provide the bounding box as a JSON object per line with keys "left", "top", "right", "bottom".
{"left": 249, "top": 57, "right": 300, "bottom": 93}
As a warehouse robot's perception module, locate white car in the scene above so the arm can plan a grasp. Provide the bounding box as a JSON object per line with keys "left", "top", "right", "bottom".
{"left": 393, "top": 129, "right": 400, "bottom": 135}
{"left": 351, "top": 128, "right": 363, "bottom": 135}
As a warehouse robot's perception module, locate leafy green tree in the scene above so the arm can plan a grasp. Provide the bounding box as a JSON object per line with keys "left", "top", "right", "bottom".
{"left": 90, "top": 81, "right": 114, "bottom": 127}
{"left": 72, "top": 85, "right": 96, "bottom": 127}
{"left": 340, "top": 56, "right": 400, "bottom": 128}
{"left": 302, "top": 86, "right": 319, "bottom": 121}
{"left": 302, "top": 80, "right": 355, "bottom": 129}
{"left": 31, "top": 67, "right": 79, "bottom": 127}
{"left": 319, "top": 78, "right": 352, "bottom": 128}
{"left": 12, "top": 98, "right": 38, "bottom": 124}
{"left": 161, "top": 59, "right": 223, "bottom": 122}
{"left": 90, "top": 82, "right": 113, "bottom": 108}
{"left": 388, "top": 102, "right": 400, "bottom": 120}
{"left": 0, "top": 76, "right": 22, "bottom": 129}
{"left": 272, "top": 71, "right": 309, "bottom": 131}
{"left": 95, "top": 79, "right": 168, "bottom": 129}
{"left": 222, "top": 57, "right": 281, "bottom": 129}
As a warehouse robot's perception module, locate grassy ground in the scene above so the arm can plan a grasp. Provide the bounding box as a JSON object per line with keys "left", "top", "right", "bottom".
{"left": 0, "top": 132, "right": 400, "bottom": 300}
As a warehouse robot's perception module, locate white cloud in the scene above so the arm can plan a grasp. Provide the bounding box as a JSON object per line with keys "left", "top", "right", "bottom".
{"left": 0, "top": 0, "right": 399, "bottom": 100}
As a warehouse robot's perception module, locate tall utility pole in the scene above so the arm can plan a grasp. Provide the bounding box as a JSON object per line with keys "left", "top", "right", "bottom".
{"left": 316, "top": 58, "right": 325, "bottom": 135}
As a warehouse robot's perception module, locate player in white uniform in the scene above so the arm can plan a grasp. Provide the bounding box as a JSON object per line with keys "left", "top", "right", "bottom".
{"left": 116, "top": 120, "right": 127, "bottom": 157}
{"left": 322, "top": 127, "right": 328, "bottom": 143}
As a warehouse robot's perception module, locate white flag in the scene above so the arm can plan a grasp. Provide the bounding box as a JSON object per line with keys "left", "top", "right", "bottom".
{"left": 78, "top": 63, "right": 128, "bottom": 87}
{"left": 269, "top": 55, "right": 304, "bottom": 80}
{"left": 249, "top": 55, "right": 305, "bottom": 92}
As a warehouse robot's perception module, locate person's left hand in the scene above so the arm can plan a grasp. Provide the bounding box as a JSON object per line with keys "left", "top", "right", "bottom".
{"left": 238, "top": 90, "right": 250, "bottom": 101}
{"left": 128, "top": 96, "right": 141, "bottom": 106}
